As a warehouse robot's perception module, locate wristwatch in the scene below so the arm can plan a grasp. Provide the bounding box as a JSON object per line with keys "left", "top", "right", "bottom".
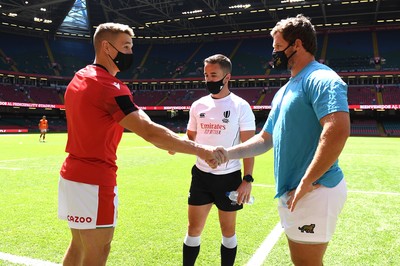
{"left": 243, "top": 174, "right": 254, "bottom": 183}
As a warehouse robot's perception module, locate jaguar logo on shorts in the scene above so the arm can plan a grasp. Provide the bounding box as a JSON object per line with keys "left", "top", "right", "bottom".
{"left": 298, "top": 223, "right": 315, "bottom": 233}
{"left": 67, "top": 215, "right": 93, "bottom": 223}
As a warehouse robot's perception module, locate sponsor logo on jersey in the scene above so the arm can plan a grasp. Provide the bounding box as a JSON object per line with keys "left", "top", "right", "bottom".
{"left": 113, "top": 82, "right": 121, "bottom": 90}
{"left": 200, "top": 123, "right": 226, "bottom": 134}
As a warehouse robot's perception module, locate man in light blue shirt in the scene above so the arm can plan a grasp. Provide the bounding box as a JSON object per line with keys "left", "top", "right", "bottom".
{"left": 219, "top": 14, "right": 350, "bottom": 265}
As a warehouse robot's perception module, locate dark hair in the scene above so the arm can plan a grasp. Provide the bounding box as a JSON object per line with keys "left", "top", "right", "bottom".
{"left": 270, "top": 14, "right": 317, "bottom": 55}
{"left": 204, "top": 54, "right": 232, "bottom": 74}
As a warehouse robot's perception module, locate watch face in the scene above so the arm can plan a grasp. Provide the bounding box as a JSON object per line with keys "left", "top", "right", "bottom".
{"left": 244, "top": 175, "right": 254, "bottom": 182}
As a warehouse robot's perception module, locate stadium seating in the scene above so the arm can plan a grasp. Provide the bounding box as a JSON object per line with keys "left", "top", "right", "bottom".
{"left": 325, "top": 31, "right": 375, "bottom": 72}
{"left": 376, "top": 30, "right": 400, "bottom": 70}
{"left": 350, "top": 119, "right": 381, "bottom": 136}
{"left": 347, "top": 86, "right": 377, "bottom": 105}
{"left": 48, "top": 37, "right": 94, "bottom": 77}
{"left": 381, "top": 86, "right": 400, "bottom": 104}
{"left": 382, "top": 121, "right": 400, "bottom": 136}
{"left": 1, "top": 30, "right": 399, "bottom": 136}
{"left": 0, "top": 84, "right": 31, "bottom": 102}
{"left": 1, "top": 30, "right": 400, "bottom": 79}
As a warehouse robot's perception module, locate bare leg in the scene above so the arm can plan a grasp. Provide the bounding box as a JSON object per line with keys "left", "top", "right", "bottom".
{"left": 63, "top": 227, "right": 114, "bottom": 266}
{"left": 287, "top": 237, "right": 328, "bottom": 266}
{"left": 183, "top": 204, "right": 213, "bottom": 266}
{"left": 218, "top": 210, "right": 237, "bottom": 266}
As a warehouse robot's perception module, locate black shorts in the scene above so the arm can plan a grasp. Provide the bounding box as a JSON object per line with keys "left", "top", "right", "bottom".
{"left": 188, "top": 165, "right": 243, "bottom": 212}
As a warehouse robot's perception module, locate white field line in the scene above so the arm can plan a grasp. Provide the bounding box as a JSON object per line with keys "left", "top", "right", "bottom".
{"left": 0, "top": 167, "right": 23, "bottom": 170}
{"left": 1, "top": 186, "right": 398, "bottom": 266}
{"left": 0, "top": 158, "right": 31, "bottom": 170}
{"left": 245, "top": 222, "right": 284, "bottom": 266}
{"left": 348, "top": 189, "right": 400, "bottom": 196}
{"left": 0, "top": 252, "right": 60, "bottom": 266}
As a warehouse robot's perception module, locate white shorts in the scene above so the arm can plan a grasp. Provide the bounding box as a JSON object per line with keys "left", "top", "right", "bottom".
{"left": 40, "top": 129, "right": 47, "bottom": 133}
{"left": 278, "top": 178, "right": 347, "bottom": 243}
{"left": 58, "top": 176, "right": 118, "bottom": 229}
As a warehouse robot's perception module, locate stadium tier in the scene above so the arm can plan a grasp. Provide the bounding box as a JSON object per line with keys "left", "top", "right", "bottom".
{"left": 1, "top": 30, "right": 399, "bottom": 135}
{"left": 1, "top": 29, "right": 400, "bottom": 79}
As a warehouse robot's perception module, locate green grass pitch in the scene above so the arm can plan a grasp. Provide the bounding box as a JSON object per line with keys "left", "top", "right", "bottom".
{"left": 0, "top": 133, "right": 399, "bottom": 265}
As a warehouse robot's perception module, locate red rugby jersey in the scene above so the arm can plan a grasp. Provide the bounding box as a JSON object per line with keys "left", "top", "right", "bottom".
{"left": 60, "top": 65, "right": 137, "bottom": 186}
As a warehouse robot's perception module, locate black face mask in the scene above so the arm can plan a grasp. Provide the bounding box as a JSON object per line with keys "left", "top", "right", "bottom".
{"left": 206, "top": 75, "right": 227, "bottom": 95}
{"left": 271, "top": 43, "right": 296, "bottom": 70}
{"left": 108, "top": 42, "right": 133, "bottom": 72}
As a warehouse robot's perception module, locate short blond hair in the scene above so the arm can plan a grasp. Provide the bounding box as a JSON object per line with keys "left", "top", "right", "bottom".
{"left": 93, "top": 22, "right": 134, "bottom": 52}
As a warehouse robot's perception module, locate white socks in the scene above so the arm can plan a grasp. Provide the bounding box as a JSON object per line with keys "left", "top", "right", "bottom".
{"left": 222, "top": 234, "right": 237, "bottom": 249}
{"left": 184, "top": 234, "right": 201, "bottom": 247}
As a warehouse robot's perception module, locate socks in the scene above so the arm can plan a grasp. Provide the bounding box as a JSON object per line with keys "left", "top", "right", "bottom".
{"left": 183, "top": 234, "right": 238, "bottom": 266}
{"left": 221, "top": 235, "right": 237, "bottom": 266}
{"left": 183, "top": 234, "right": 200, "bottom": 266}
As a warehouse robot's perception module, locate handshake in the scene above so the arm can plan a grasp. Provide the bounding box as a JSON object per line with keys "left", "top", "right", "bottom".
{"left": 199, "top": 145, "right": 229, "bottom": 169}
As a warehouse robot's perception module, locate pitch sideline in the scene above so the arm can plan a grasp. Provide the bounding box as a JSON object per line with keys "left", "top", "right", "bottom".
{"left": 0, "top": 252, "right": 60, "bottom": 266}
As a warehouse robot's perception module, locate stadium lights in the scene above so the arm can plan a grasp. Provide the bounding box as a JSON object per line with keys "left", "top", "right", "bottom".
{"left": 182, "top": 9, "right": 202, "bottom": 15}
{"left": 229, "top": 4, "right": 251, "bottom": 9}
{"left": 281, "top": 0, "right": 304, "bottom": 3}
{"left": 40, "top": 8, "right": 46, "bottom": 12}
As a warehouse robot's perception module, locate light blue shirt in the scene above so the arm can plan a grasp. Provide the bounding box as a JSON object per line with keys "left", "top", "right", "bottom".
{"left": 263, "top": 61, "right": 349, "bottom": 198}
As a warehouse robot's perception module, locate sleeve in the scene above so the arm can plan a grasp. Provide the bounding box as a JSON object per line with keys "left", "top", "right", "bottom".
{"left": 186, "top": 102, "right": 197, "bottom": 132}
{"left": 239, "top": 101, "right": 256, "bottom": 131}
{"left": 103, "top": 81, "right": 139, "bottom": 122}
{"left": 307, "top": 70, "right": 349, "bottom": 120}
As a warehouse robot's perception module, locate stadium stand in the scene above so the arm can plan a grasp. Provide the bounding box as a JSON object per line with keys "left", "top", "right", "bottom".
{"left": 381, "top": 86, "right": 400, "bottom": 104}
{"left": 350, "top": 119, "right": 381, "bottom": 136}
{"left": 325, "top": 31, "right": 375, "bottom": 72}
{"left": 232, "top": 38, "right": 271, "bottom": 76}
{"left": 347, "top": 86, "right": 377, "bottom": 105}
{"left": 0, "top": 84, "right": 31, "bottom": 102}
{"left": 49, "top": 37, "right": 94, "bottom": 77}
{"left": 382, "top": 121, "right": 400, "bottom": 137}
{"left": 1, "top": 30, "right": 399, "bottom": 135}
{"left": 376, "top": 30, "right": 400, "bottom": 70}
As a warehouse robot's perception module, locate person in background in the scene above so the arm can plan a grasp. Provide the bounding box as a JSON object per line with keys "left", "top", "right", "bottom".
{"left": 58, "top": 22, "right": 225, "bottom": 266}
{"left": 182, "top": 54, "right": 255, "bottom": 266}
{"left": 38, "top": 115, "right": 48, "bottom": 142}
{"left": 216, "top": 14, "right": 350, "bottom": 265}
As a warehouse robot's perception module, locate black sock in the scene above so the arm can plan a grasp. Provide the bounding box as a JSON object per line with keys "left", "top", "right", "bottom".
{"left": 183, "top": 243, "right": 200, "bottom": 266}
{"left": 220, "top": 244, "right": 237, "bottom": 266}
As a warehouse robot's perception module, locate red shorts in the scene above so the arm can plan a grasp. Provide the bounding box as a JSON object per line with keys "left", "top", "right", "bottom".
{"left": 58, "top": 176, "right": 118, "bottom": 229}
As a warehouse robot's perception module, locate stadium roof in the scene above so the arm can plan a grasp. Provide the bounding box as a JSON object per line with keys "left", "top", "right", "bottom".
{"left": 0, "top": 0, "right": 399, "bottom": 41}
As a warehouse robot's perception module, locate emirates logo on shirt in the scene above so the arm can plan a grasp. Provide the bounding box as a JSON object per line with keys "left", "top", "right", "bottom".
{"left": 222, "top": 110, "right": 230, "bottom": 123}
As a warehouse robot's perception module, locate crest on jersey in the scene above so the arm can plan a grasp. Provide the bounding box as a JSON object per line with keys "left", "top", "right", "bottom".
{"left": 222, "top": 110, "right": 230, "bottom": 123}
